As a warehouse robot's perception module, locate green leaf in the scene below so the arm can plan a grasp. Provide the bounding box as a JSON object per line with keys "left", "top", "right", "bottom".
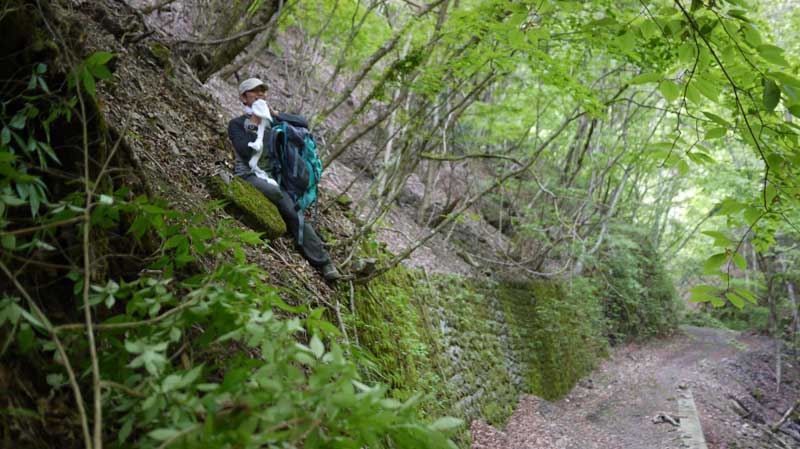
{"left": 295, "top": 351, "right": 316, "bottom": 365}
{"left": 37, "top": 76, "right": 49, "bottom": 93}
{"left": 99, "top": 194, "right": 113, "bottom": 205}
{"left": 118, "top": 419, "right": 133, "bottom": 443}
{"left": 732, "top": 253, "right": 747, "bottom": 271}
{"left": 684, "top": 83, "right": 703, "bottom": 104}
{"left": 658, "top": 80, "right": 680, "bottom": 102}
{"left": 309, "top": 334, "right": 324, "bottom": 359}
{"left": 765, "top": 182, "right": 778, "bottom": 205}
{"left": 164, "top": 234, "right": 187, "bottom": 249}
{"left": 689, "top": 293, "right": 718, "bottom": 302}
{"left": 689, "top": 284, "right": 720, "bottom": 295}
{"left": 702, "top": 111, "right": 731, "bottom": 127}
{"left": 36, "top": 63, "right": 47, "bottom": 74}
{"left": 148, "top": 428, "right": 180, "bottom": 441}
{"left": 430, "top": 417, "right": 464, "bottom": 431}
{"left": 629, "top": 73, "right": 662, "bottom": 85}
{"left": 678, "top": 41, "right": 695, "bottom": 64}
{"left": 743, "top": 24, "right": 762, "bottom": 47}
{"left": 189, "top": 226, "right": 214, "bottom": 242}
{"left": 733, "top": 288, "right": 757, "bottom": 304}
{"left": 693, "top": 77, "right": 720, "bottom": 102}
{"left": 763, "top": 79, "right": 780, "bottom": 112}
{"left": 9, "top": 113, "right": 26, "bottom": 130}
{"left": 1, "top": 234, "right": 15, "bottom": 250}
{"left": 703, "top": 253, "right": 727, "bottom": 275}
{"left": 717, "top": 198, "right": 744, "bottom": 215}
{"left": 1, "top": 127, "right": 9, "bottom": 146}
{"left": 81, "top": 69, "right": 96, "bottom": 98}
{"left": 701, "top": 230, "right": 730, "bottom": 247}
{"left": 85, "top": 51, "right": 114, "bottom": 67}
{"left": 788, "top": 104, "right": 800, "bottom": 118}
{"left": 743, "top": 206, "right": 761, "bottom": 224}
{"left": 238, "top": 231, "right": 263, "bottom": 245}
{"left": 705, "top": 127, "right": 727, "bottom": 140}
{"left": 757, "top": 44, "right": 789, "bottom": 66}
{"left": 725, "top": 291, "right": 745, "bottom": 309}
{"left": 677, "top": 159, "right": 689, "bottom": 176}
{"left": 640, "top": 19, "right": 659, "bottom": 39}
{"left": 617, "top": 30, "right": 636, "bottom": 52}
{"left": 46, "top": 373, "right": 65, "bottom": 388}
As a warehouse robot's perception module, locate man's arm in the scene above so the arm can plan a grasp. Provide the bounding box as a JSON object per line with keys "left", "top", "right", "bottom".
{"left": 228, "top": 118, "right": 254, "bottom": 162}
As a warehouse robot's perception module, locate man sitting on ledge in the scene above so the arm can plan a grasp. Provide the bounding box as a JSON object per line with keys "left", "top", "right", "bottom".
{"left": 228, "top": 77, "right": 341, "bottom": 282}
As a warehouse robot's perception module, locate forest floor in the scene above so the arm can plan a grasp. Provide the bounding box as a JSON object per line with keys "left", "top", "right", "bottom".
{"left": 471, "top": 326, "right": 800, "bottom": 449}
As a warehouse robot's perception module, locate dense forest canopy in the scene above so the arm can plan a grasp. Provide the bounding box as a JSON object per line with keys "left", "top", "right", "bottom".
{"left": 1, "top": 0, "right": 799, "bottom": 448}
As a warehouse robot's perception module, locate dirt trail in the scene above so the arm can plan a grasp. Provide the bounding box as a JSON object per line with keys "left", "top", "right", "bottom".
{"left": 472, "top": 326, "right": 799, "bottom": 449}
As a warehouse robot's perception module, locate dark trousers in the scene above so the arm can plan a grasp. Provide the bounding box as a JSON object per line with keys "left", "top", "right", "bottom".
{"left": 242, "top": 174, "right": 330, "bottom": 268}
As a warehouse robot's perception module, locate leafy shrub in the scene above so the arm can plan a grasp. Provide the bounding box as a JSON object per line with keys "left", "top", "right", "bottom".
{"left": 0, "top": 52, "right": 460, "bottom": 448}
{"left": 594, "top": 226, "right": 679, "bottom": 341}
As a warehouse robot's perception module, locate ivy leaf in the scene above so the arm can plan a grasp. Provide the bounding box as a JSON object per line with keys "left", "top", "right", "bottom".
{"left": 763, "top": 79, "right": 780, "bottom": 112}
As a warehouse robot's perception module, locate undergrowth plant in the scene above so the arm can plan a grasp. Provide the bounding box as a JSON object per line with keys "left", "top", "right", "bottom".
{"left": 0, "top": 49, "right": 460, "bottom": 449}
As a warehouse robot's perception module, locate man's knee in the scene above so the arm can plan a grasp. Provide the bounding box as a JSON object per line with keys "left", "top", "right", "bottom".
{"left": 244, "top": 175, "right": 283, "bottom": 203}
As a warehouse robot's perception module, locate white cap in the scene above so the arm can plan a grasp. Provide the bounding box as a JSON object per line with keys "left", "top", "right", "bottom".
{"left": 238, "top": 78, "right": 267, "bottom": 95}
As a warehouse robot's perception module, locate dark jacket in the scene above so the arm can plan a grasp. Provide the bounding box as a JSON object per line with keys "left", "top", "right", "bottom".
{"left": 227, "top": 112, "right": 309, "bottom": 177}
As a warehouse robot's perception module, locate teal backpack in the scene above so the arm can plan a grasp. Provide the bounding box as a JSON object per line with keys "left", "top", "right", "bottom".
{"left": 268, "top": 121, "right": 323, "bottom": 244}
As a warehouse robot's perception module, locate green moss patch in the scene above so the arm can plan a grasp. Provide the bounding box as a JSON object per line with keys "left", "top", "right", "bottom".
{"left": 207, "top": 173, "right": 286, "bottom": 239}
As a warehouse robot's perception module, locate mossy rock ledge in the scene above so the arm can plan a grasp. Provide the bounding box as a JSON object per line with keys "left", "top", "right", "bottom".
{"left": 207, "top": 173, "right": 286, "bottom": 239}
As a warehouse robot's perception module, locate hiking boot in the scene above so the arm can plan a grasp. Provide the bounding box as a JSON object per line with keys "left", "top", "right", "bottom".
{"left": 321, "top": 263, "right": 342, "bottom": 282}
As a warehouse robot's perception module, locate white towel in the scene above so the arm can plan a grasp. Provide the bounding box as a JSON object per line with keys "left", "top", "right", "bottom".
{"left": 246, "top": 100, "right": 277, "bottom": 187}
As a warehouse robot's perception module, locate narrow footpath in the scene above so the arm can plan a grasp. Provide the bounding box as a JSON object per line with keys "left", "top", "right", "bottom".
{"left": 472, "top": 326, "right": 799, "bottom": 449}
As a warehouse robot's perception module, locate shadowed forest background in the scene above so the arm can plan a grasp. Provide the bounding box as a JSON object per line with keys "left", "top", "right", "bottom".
{"left": 1, "top": 0, "right": 798, "bottom": 448}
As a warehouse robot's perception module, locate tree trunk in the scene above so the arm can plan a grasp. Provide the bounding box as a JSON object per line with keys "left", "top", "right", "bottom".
{"left": 188, "top": 0, "right": 283, "bottom": 83}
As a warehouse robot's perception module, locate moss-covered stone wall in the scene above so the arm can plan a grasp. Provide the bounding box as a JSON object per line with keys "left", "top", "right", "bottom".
{"left": 341, "top": 268, "right": 609, "bottom": 435}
